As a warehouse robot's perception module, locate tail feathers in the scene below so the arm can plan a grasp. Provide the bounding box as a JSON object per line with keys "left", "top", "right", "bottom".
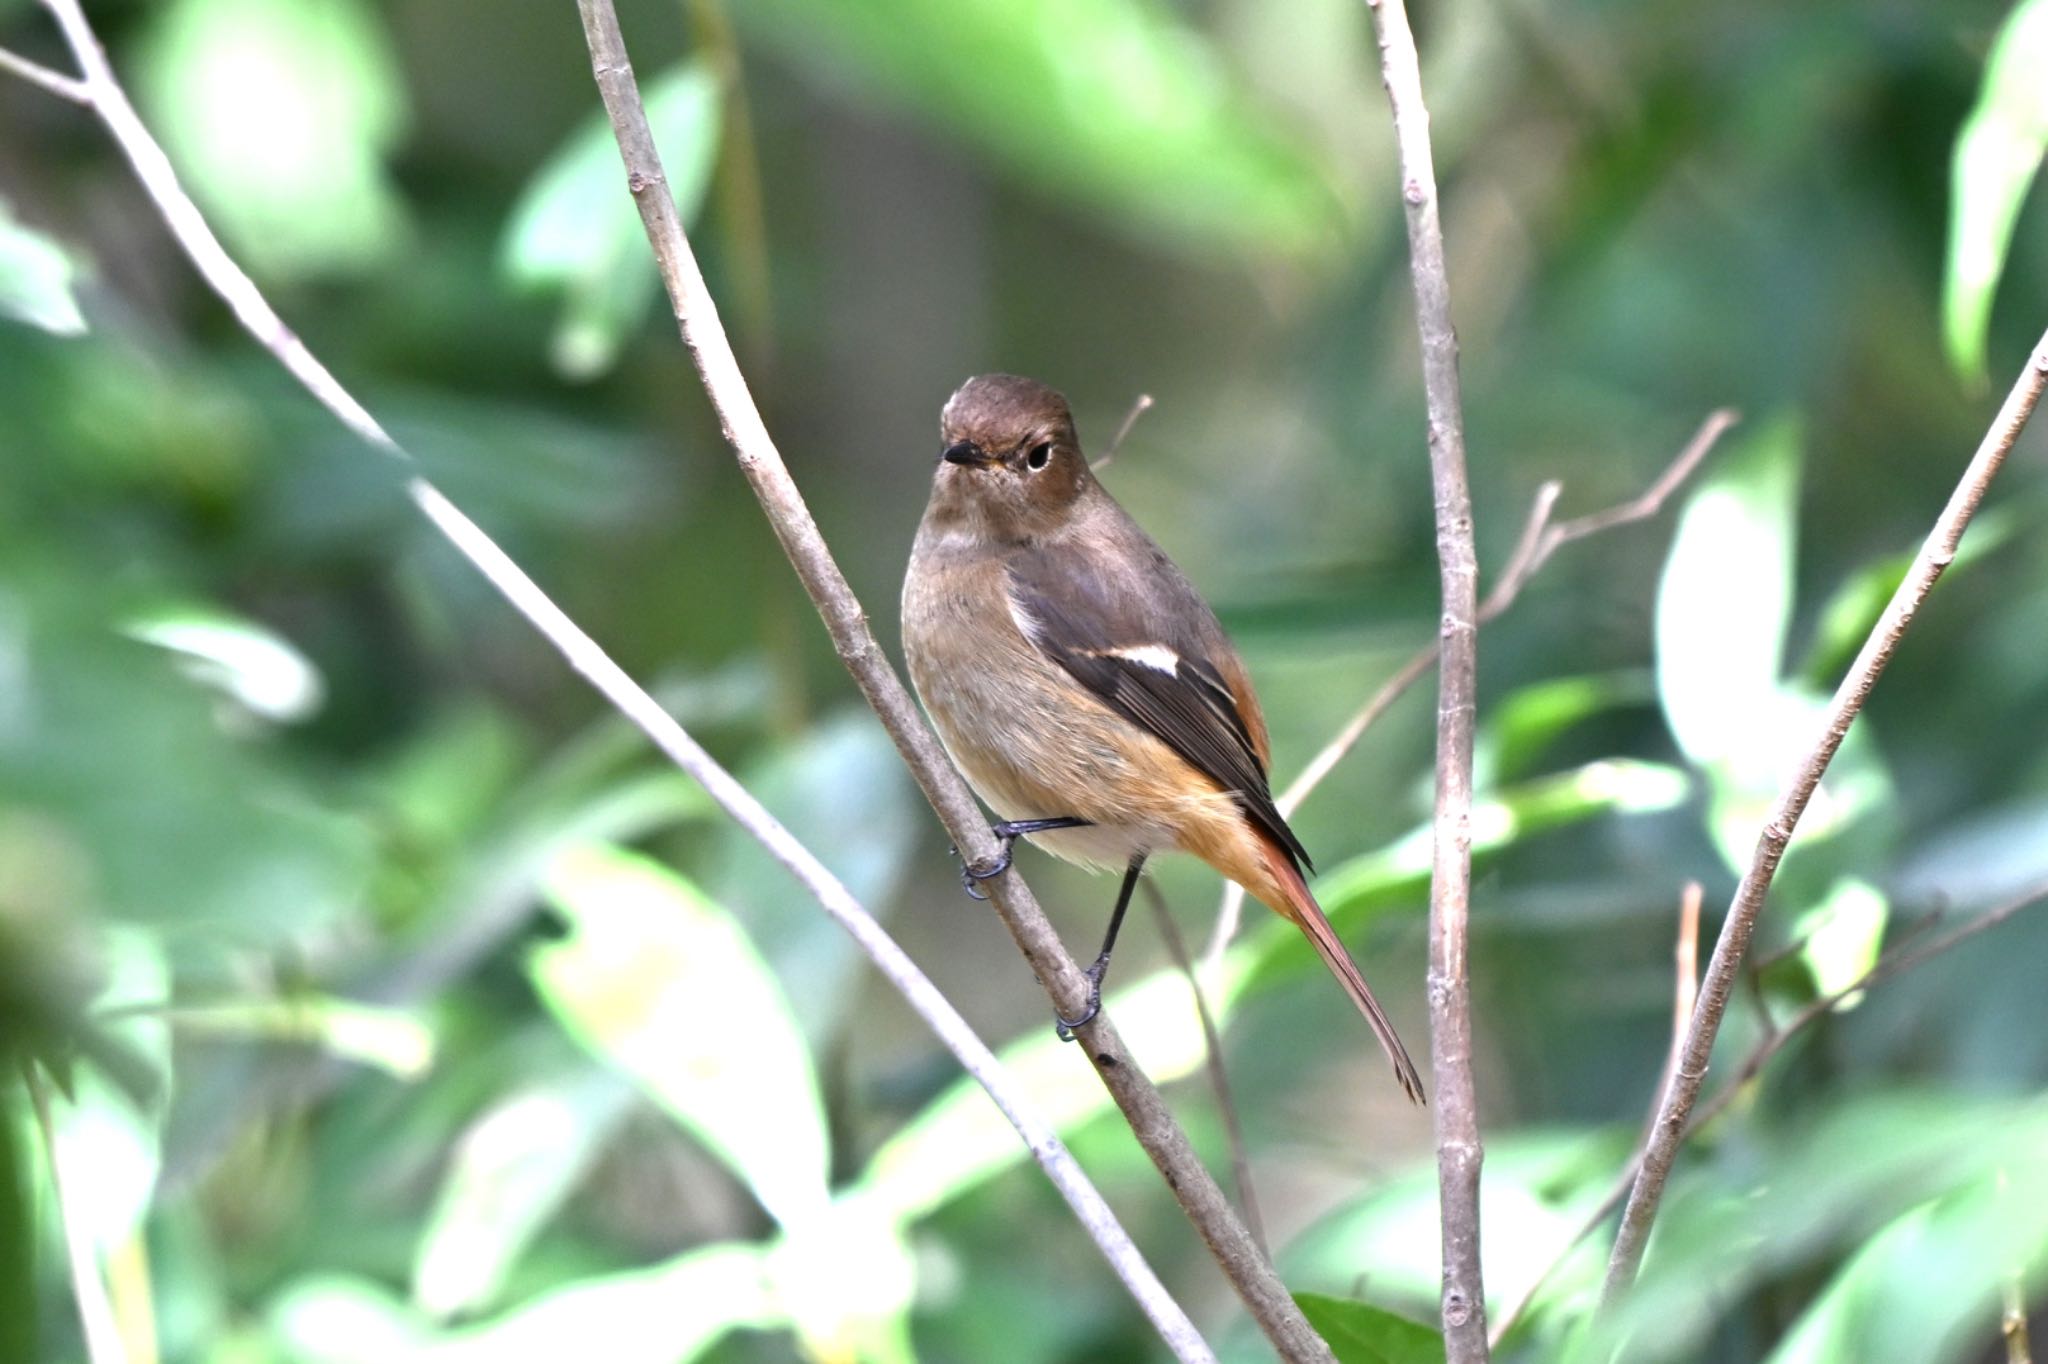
{"left": 1259, "top": 841, "right": 1426, "bottom": 1105}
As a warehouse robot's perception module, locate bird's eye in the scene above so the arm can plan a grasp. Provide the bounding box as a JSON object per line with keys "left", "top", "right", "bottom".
{"left": 1025, "top": 442, "right": 1052, "bottom": 470}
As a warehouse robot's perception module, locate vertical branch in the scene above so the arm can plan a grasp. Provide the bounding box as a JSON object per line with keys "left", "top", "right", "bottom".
{"left": 1601, "top": 330, "right": 2048, "bottom": 1303}
{"left": 1362, "top": 0, "right": 1488, "bottom": 1355}
{"left": 572, "top": 3, "right": 1330, "bottom": 1356}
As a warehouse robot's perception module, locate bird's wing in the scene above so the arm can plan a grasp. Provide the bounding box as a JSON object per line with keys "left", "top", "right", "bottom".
{"left": 1004, "top": 543, "right": 1313, "bottom": 873}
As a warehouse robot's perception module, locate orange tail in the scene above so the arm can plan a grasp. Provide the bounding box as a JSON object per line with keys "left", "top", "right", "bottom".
{"left": 1258, "top": 840, "right": 1426, "bottom": 1105}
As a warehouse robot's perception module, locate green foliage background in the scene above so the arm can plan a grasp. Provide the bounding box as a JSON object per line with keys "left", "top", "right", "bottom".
{"left": 2, "top": 0, "right": 2045, "bottom": 1360}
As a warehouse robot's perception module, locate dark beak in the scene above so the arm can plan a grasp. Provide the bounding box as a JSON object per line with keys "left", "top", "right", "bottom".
{"left": 942, "top": 440, "right": 993, "bottom": 468}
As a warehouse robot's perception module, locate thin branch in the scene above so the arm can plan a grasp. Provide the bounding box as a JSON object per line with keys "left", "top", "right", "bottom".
{"left": 13, "top": 3, "right": 1212, "bottom": 1355}
{"left": 1489, "top": 881, "right": 1699, "bottom": 1348}
{"left": 1492, "top": 878, "right": 2048, "bottom": 1343}
{"left": 1092, "top": 392, "right": 1155, "bottom": 471}
{"left": 26, "top": 1064, "right": 127, "bottom": 1364}
{"left": 1144, "top": 879, "right": 1268, "bottom": 1259}
{"left": 1200, "top": 410, "right": 1735, "bottom": 976}
{"left": 572, "top": 1, "right": 1319, "bottom": 1356}
{"left": 2004, "top": 1269, "right": 2033, "bottom": 1364}
{"left": 1363, "top": 0, "right": 1487, "bottom": 1352}
{"left": 0, "top": 43, "right": 90, "bottom": 103}
{"left": 1602, "top": 332, "right": 2048, "bottom": 1304}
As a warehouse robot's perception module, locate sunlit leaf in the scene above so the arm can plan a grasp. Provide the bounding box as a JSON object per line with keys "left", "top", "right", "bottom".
{"left": 140, "top": 0, "right": 410, "bottom": 277}
{"left": 412, "top": 1072, "right": 633, "bottom": 1320}
{"left": 122, "top": 605, "right": 325, "bottom": 725}
{"left": 0, "top": 199, "right": 86, "bottom": 336}
{"left": 271, "top": 1246, "right": 779, "bottom": 1364}
{"left": 767, "top": 1194, "right": 917, "bottom": 1364}
{"left": 533, "top": 843, "right": 830, "bottom": 1227}
{"left": 735, "top": 0, "right": 1343, "bottom": 260}
{"left": 1943, "top": 0, "right": 2048, "bottom": 385}
{"left": 1294, "top": 1293, "right": 1446, "bottom": 1364}
{"left": 1480, "top": 670, "right": 1655, "bottom": 786}
{"left": 1790, "top": 877, "right": 1887, "bottom": 1003}
{"left": 1655, "top": 414, "right": 1801, "bottom": 772}
{"left": 502, "top": 61, "right": 721, "bottom": 379}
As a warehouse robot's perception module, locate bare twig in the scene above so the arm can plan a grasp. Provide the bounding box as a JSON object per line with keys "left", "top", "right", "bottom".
{"left": 26, "top": 1064, "right": 127, "bottom": 1364}
{"left": 1092, "top": 392, "right": 1155, "bottom": 471}
{"left": 1602, "top": 332, "right": 2048, "bottom": 1304}
{"left": 1363, "top": 0, "right": 1487, "bottom": 1351}
{"left": 572, "top": 2, "right": 1317, "bottom": 1357}
{"left": 1492, "top": 878, "right": 2048, "bottom": 1344}
{"left": 5, "top": 7, "right": 1212, "bottom": 1356}
{"left": 1488, "top": 882, "right": 1700, "bottom": 1347}
{"left": 1144, "top": 879, "right": 1268, "bottom": 1258}
{"left": 0, "top": 43, "right": 89, "bottom": 103}
{"left": 1200, "top": 410, "right": 1735, "bottom": 975}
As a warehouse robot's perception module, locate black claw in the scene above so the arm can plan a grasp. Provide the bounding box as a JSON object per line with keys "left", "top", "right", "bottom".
{"left": 1054, "top": 959, "right": 1109, "bottom": 1041}
{"left": 951, "top": 817, "right": 1089, "bottom": 900}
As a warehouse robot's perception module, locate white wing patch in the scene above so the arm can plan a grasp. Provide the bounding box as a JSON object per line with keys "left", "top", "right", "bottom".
{"left": 1101, "top": 644, "right": 1180, "bottom": 674}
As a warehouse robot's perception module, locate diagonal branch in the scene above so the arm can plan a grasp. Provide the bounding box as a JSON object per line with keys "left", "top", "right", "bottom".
{"left": 5, "top": 4, "right": 1213, "bottom": 1357}
{"left": 1362, "top": 0, "right": 1488, "bottom": 1353}
{"left": 1601, "top": 330, "right": 2048, "bottom": 1303}
{"left": 572, "top": 1, "right": 1324, "bottom": 1357}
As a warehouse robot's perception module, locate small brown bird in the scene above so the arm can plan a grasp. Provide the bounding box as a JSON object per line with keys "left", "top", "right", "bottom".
{"left": 901, "top": 374, "right": 1424, "bottom": 1104}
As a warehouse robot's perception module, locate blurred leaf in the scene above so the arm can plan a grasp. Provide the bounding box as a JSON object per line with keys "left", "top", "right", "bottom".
{"left": 0, "top": 199, "right": 86, "bottom": 337}
{"left": 1479, "top": 670, "right": 1654, "bottom": 785}
{"left": 270, "top": 1246, "right": 779, "bottom": 1364}
{"left": 502, "top": 61, "right": 721, "bottom": 379}
{"left": 1943, "top": 0, "right": 2048, "bottom": 385}
{"left": 1655, "top": 414, "right": 1801, "bottom": 773}
{"left": 139, "top": 0, "right": 410, "bottom": 277}
{"left": 1789, "top": 877, "right": 1887, "bottom": 1002}
{"left": 42, "top": 930, "right": 170, "bottom": 1260}
{"left": 162, "top": 996, "right": 435, "bottom": 1077}
{"left": 1765, "top": 1158, "right": 2048, "bottom": 1364}
{"left": 122, "top": 604, "right": 326, "bottom": 725}
{"left": 1587, "top": 1093, "right": 2048, "bottom": 1363}
{"left": 533, "top": 843, "right": 831, "bottom": 1227}
{"left": 1796, "top": 504, "right": 2019, "bottom": 686}
{"left": 736, "top": 0, "right": 1344, "bottom": 260}
{"left": 707, "top": 709, "right": 922, "bottom": 1047}
{"left": 766, "top": 1194, "right": 917, "bottom": 1364}
{"left": 412, "top": 1072, "right": 633, "bottom": 1320}
{"left": 1293, "top": 1294, "right": 1445, "bottom": 1364}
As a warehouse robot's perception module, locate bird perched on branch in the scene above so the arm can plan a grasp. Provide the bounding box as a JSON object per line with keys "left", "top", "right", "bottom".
{"left": 901, "top": 373, "right": 1424, "bottom": 1104}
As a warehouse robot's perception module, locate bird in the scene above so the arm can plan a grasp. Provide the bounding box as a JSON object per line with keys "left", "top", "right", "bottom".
{"left": 900, "top": 373, "right": 1424, "bottom": 1104}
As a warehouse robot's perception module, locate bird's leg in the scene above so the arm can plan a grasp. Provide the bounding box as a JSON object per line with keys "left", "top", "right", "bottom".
{"left": 957, "top": 816, "right": 1092, "bottom": 899}
{"left": 1056, "top": 853, "right": 1146, "bottom": 1040}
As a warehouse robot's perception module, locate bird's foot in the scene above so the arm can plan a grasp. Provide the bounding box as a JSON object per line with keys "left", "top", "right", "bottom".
{"left": 1054, "top": 954, "right": 1111, "bottom": 1042}
{"left": 955, "top": 817, "right": 1091, "bottom": 899}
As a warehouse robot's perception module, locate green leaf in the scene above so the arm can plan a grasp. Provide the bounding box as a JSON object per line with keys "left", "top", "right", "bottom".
{"left": 1943, "top": 0, "right": 2048, "bottom": 385}
{"left": 1480, "top": 670, "right": 1655, "bottom": 785}
{"left": 734, "top": 0, "right": 1343, "bottom": 261}
{"left": 502, "top": 61, "right": 721, "bottom": 379}
{"left": 533, "top": 843, "right": 830, "bottom": 1228}
{"left": 411, "top": 1072, "right": 633, "bottom": 1320}
{"left": 1293, "top": 1294, "right": 1446, "bottom": 1364}
{"left": 0, "top": 199, "right": 86, "bottom": 336}
{"left": 139, "top": 0, "right": 410, "bottom": 278}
